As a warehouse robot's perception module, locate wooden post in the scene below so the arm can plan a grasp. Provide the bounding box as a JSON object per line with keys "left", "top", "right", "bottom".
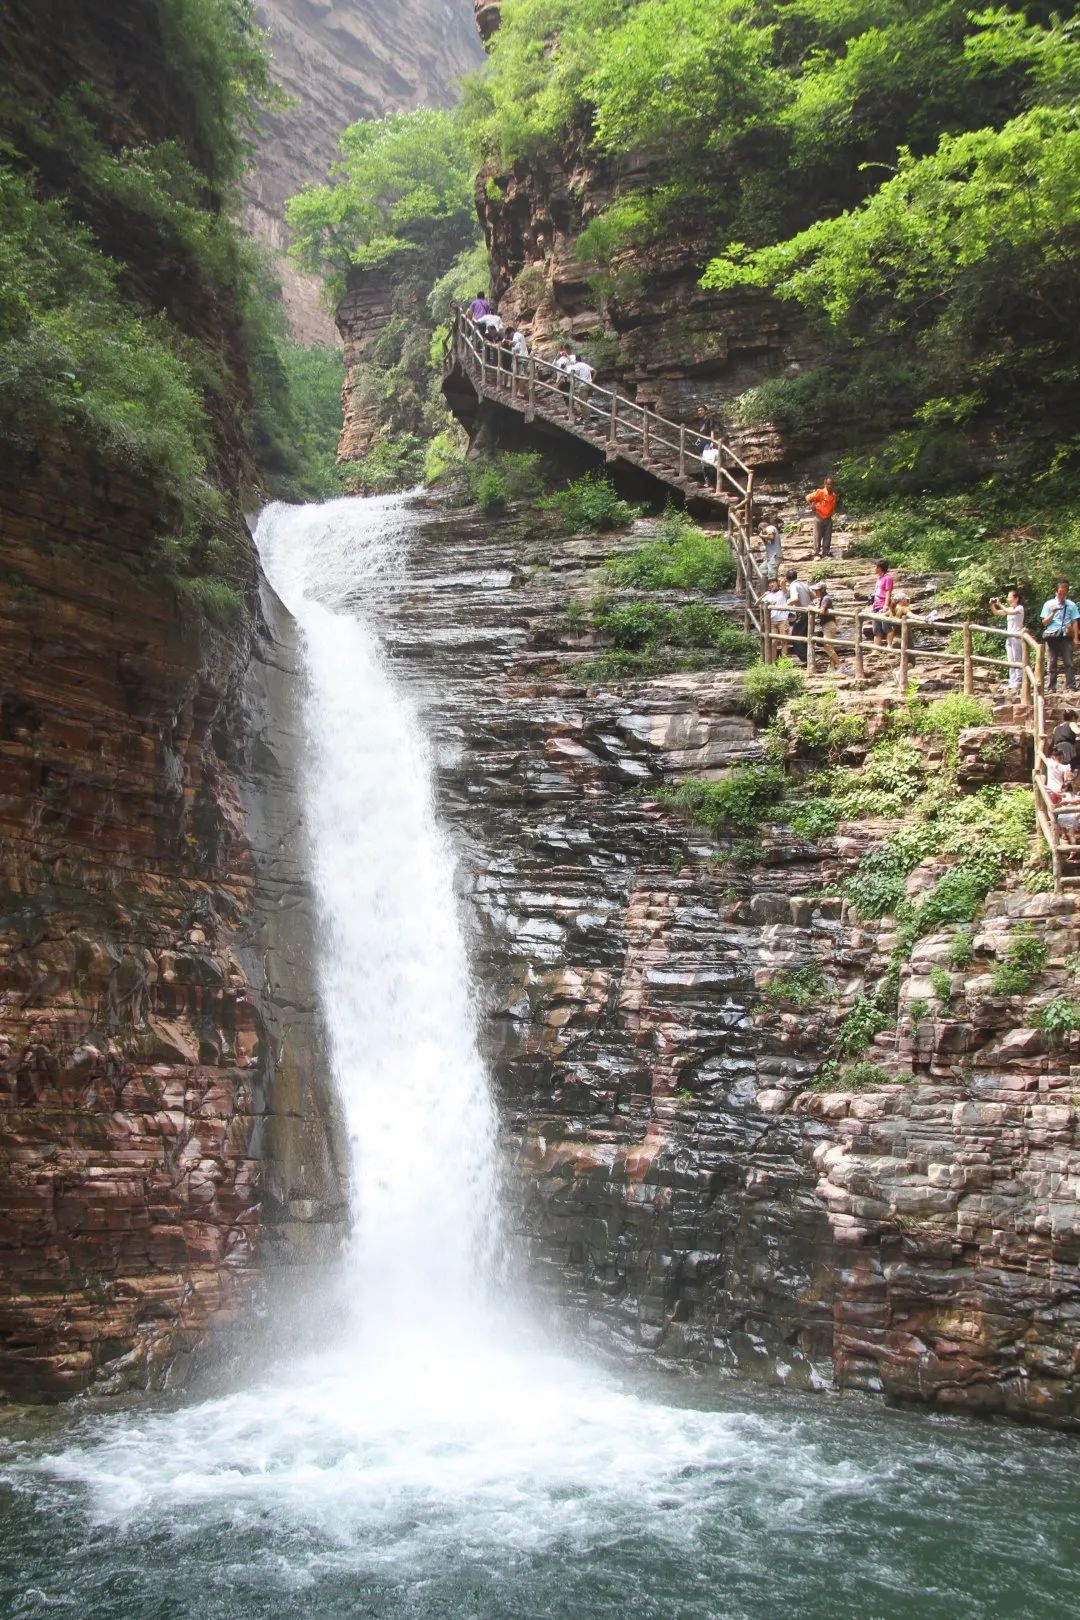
{"left": 609, "top": 392, "right": 618, "bottom": 445}
{"left": 567, "top": 375, "right": 575, "bottom": 423}
{"left": 899, "top": 615, "right": 911, "bottom": 689}
{"left": 527, "top": 357, "right": 536, "bottom": 417}
{"left": 746, "top": 468, "right": 755, "bottom": 534}
{"left": 962, "top": 623, "right": 974, "bottom": 695}
{"left": 678, "top": 425, "right": 686, "bottom": 480}
{"left": 763, "top": 614, "right": 772, "bottom": 665}
{"left": 643, "top": 412, "right": 651, "bottom": 461}
{"left": 854, "top": 612, "right": 865, "bottom": 679}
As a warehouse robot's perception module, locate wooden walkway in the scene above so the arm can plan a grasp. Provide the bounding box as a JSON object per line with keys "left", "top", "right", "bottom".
{"left": 446, "top": 312, "right": 757, "bottom": 547}
{"left": 448, "top": 312, "right": 1075, "bottom": 890}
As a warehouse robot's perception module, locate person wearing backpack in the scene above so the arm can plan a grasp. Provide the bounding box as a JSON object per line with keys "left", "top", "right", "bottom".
{"left": 1041, "top": 578, "right": 1080, "bottom": 692}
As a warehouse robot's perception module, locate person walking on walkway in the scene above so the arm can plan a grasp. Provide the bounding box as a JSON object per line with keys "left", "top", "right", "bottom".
{"left": 990, "top": 589, "right": 1026, "bottom": 695}
{"left": 806, "top": 476, "right": 838, "bottom": 558}
{"left": 1041, "top": 578, "right": 1079, "bottom": 692}
{"left": 786, "top": 568, "right": 813, "bottom": 666}
{"left": 569, "top": 355, "right": 595, "bottom": 422}
{"left": 759, "top": 522, "right": 783, "bottom": 578}
{"left": 470, "top": 292, "right": 492, "bottom": 321}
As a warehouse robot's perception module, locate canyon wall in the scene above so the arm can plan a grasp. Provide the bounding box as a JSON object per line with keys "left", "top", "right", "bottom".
{"left": 463, "top": 4, "right": 823, "bottom": 486}
{"left": 368, "top": 496, "right": 1078, "bottom": 1429}
{"left": 246, "top": 0, "right": 483, "bottom": 343}
{"left": 0, "top": 0, "right": 345, "bottom": 1400}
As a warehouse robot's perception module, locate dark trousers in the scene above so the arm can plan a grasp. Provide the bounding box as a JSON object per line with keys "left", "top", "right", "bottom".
{"left": 813, "top": 515, "right": 833, "bottom": 556}
{"left": 790, "top": 612, "right": 809, "bottom": 664}
{"left": 1047, "top": 636, "right": 1076, "bottom": 690}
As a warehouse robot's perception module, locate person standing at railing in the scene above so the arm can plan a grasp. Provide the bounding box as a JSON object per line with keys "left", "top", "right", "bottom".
{"left": 763, "top": 576, "right": 790, "bottom": 661}
{"left": 989, "top": 589, "right": 1026, "bottom": 695}
{"left": 810, "top": 581, "right": 840, "bottom": 669}
{"left": 1041, "top": 579, "right": 1079, "bottom": 693}
{"left": 469, "top": 292, "right": 492, "bottom": 321}
{"left": 786, "top": 568, "right": 813, "bottom": 665}
{"left": 701, "top": 436, "right": 720, "bottom": 491}
{"left": 869, "top": 560, "right": 895, "bottom": 646}
{"left": 506, "top": 325, "right": 529, "bottom": 398}
{"left": 806, "top": 475, "right": 838, "bottom": 558}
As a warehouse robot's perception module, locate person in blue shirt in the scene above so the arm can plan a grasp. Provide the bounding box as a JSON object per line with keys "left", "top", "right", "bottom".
{"left": 1040, "top": 578, "right": 1080, "bottom": 691}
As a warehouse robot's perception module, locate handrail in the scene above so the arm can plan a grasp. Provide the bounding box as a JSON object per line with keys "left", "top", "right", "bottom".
{"left": 447, "top": 312, "right": 755, "bottom": 517}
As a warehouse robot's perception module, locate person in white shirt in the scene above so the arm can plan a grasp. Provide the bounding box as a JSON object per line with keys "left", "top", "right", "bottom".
{"left": 786, "top": 567, "right": 813, "bottom": 666}
{"left": 762, "top": 575, "right": 790, "bottom": 661}
{"left": 504, "top": 326, "right": 529, "bottom": 396}
{"left": 989, "top": 588, "right": 1026, "bottom": 694}
{"left": 569, "top": 357, "right": 595, "bottom": 422}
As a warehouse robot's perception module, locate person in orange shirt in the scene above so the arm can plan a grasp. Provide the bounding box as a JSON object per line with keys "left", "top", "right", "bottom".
{"left": 806, "top": 475, "right": 838, "bottom": 558}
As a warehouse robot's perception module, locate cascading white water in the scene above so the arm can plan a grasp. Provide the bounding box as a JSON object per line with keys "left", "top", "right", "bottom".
{"left": 256, "top": 495, "right": 500, "bottom": 1327}
{"left": 6, "top": 495, "right": 1074, "bottom": 1620}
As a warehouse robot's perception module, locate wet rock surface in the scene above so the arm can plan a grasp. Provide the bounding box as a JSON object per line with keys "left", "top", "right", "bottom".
{"left": 377, "top": 496, "right": 1078, "bottom": 1426}
{"left": 0, "top": 447, "right": 344, "bottom": 1400}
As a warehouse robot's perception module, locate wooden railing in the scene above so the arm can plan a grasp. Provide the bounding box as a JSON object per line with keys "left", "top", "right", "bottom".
{"left": 448, "top": 311, "right": 756, "bottom": 527}
{"left": 723, "top": 516, "right": 1078, "bottom": 885}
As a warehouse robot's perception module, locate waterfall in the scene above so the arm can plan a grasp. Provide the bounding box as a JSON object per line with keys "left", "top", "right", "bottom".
{"left": 256, "top": 495, "right": 500, "bottom": 1331}
{"left": 5, "top": 495, "right": 1064, "bottom": 1620}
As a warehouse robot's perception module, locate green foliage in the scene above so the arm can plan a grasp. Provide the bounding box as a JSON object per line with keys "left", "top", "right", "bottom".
{"left": 764, "top": 965, "right": 828, "bottom": 1008}
{"left": 343, "top": 435, "right": 425, "bottom": 496}
{"left": 808, "top": 1060, "right": 895, "bottom": 1094}
{"left": 843, "top": 785, "right": 1035, "bottom": 924}
{"left": 771, "top": 691, "right": 868, "bottom": 761}
{"left": 990, "top": 926, "right": 1049, "bottom": 997}
{"left": 658, "top": 765, "right": 786, "bottom": 831}
{"left": 592, "top": 599, "right": 755, "bottom": 666}
{"left": 929, "top": 965, "right": 953, "bottom": 1003}
{"left": 156, "top": 0, "right": 285, "bottom": 186}
{"left": 741, "top": 659, "right": 805, "bottom": 723}
{"left": 908, "top": 998, "right": 930, "bottom": 1026}
{"left": 604, "top": 511, "right": 736, "bottom": 592}
{"left": 903, "top": 692, "right": 994, "bottom": 762}
{"left": 287, "top": 109, "right": 480, "bottom": 295}
{"left": 1038, "top": 998, "right": 1080, "bottom": 1044}
{"left": 462, "top": 452, "right": 544, "bottom": 511}
{"left": 423, "top": 425, "right": 468, "bottom": 485}
{"left": 538, "top": 473, "right": 643, "bottom": 533}
{"left": 0, "top": 169, "right": 211, "bottom": 506}
{"left": 835, "top": 995, "right": 892, "bottom": 1060}
{"left": 949, "top": 927, "right": 974, "bottom": 969}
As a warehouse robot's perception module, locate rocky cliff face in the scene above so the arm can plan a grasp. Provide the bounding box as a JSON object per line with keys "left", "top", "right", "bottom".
{"left": 366, "top": 495, "right": 1078, "bottom": 1429}
{"left": 245, "top": 0, "right": 483, "bottom": 343}
{"left": 0, "top": 0, "right": 345, "bottom": 1400}
{"left": 466, "top": 9, "right": 820, "bottom": 485}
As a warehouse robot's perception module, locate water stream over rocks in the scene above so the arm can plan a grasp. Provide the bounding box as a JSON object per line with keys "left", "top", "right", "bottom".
{"left": 0, "top": 494, "right": 1076, "bottom": 1619}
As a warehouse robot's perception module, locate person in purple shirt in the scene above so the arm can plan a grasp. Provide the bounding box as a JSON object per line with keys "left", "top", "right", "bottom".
{"left": 469, "top": 293, "right": 492, "bottom": 321}
{"left": 870, "top": 559, "right": 894, "bottom": 645}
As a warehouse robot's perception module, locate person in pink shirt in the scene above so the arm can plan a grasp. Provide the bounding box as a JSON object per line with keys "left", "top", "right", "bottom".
{"left": 870, "top": 559, "right": 894, "bottom": 645}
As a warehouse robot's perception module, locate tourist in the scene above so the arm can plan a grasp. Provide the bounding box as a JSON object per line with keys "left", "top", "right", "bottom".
{"left": 763, "top": 574, "right": 790, "bottom": 661}
{"left": 759, "top": 522, "right": 783, "bottom": 578}
{"left": 508, "top": 325, "right": 529, "bottom": 397}
{"left": 786, "top": 567, "right": 813, "bottom": 665}
{"left": 1046, "top": 742, "right": 1073, "bottom": 805}
{"left": 700, "top": 435, "right": 720, "bottom": 491}
{"left": 989, "top": 588, "right": 1025, "bottom": 695}
{"left": 810, "top": 581, "right": 840, "bottom": 669}
{"left": 570, "top": 354, "right": 595, "bottom": 422}
{"left": 806, "top": 475, "right": 838, "bottom": 559}
{"left": 553, "top": 342, "right": 576, "bottom": 392}
{"left": 869, "top": 559, "right": 894, "bottom": 646}
{"left": 1040, "top": 578, "right": 1079, "bottom": 693}
{"left": 470, "top": 292, "right": 492, "bottom": 321}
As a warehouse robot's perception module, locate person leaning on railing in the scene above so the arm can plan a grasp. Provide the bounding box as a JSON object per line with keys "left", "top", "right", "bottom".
{"left": 1041, "top": 578, "right": 1079, "bottom": 693}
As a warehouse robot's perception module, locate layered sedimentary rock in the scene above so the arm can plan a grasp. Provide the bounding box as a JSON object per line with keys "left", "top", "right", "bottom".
{"left": 0, "top": 0, "right": 344, "bottom": 1400}
{"left": 369, "top": 496, "right": 1078, "bottom": 1427}
{"left": 246, "top": 0, "right": 483, "bottom": 343}
{"left": 0, "top": 443, "right": 344, "bottom": 1401}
